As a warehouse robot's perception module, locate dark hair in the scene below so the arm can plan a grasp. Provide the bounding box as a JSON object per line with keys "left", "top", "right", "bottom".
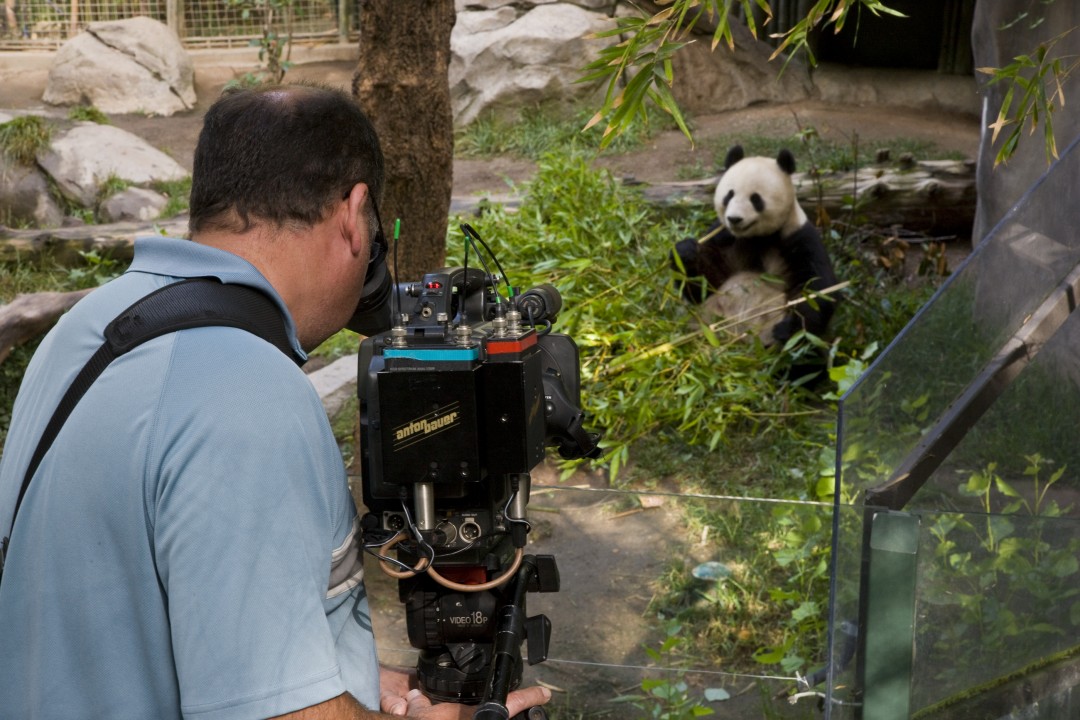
{"left": 188, "top": 83, "right": 384, "bottom": 235}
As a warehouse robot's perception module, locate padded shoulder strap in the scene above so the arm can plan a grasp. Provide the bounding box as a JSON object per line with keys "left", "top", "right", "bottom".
{"left": 4, "top": 278, "right": 298, "bottom": 568}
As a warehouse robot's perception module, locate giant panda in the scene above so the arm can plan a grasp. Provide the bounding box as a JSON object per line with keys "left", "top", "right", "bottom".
{"left": 672, "top": 145, "right": 839, "bottom": 346}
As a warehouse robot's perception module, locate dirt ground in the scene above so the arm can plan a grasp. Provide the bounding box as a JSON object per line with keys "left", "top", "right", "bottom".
{"left": 1, "top": 59, "right": 982, "bottom": 719}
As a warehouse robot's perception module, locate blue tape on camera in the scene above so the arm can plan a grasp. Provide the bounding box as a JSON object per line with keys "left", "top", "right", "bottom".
{"left": 383, "top": 347, "right": 481, "bottom": 362}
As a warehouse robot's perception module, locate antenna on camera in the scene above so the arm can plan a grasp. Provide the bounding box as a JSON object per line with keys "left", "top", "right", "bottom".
{"left": 392, "top": 218, "right": 402, "bottom": 325}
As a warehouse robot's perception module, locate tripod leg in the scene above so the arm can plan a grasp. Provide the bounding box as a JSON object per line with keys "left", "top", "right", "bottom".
{"left": 474, "top": 556, "right": 551, "bottom": 720}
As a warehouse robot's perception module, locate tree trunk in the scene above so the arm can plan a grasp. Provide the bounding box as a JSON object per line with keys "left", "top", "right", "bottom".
{"left": 641, "top": 158, "right": 977, "bottom": 238}
{"left": 352, "top": 1, "right": 456, "bottom": 283}
{"left": 0, "top": 289, "right": 92, "bottom": 364}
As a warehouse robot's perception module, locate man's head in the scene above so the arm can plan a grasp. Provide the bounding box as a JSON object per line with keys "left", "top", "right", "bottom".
{"left": 189, "top": 84, "right": 387, "bottom": 350}
{"left": 189, "top": 83, "right": 384, "bottom": 238}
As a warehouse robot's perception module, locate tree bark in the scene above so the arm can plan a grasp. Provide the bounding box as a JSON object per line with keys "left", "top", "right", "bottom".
{"left": 0, "top": 289, "right": 91, "bottom": 364}
{"left": 353, "top": 1, "right": 456, "bottom": 283}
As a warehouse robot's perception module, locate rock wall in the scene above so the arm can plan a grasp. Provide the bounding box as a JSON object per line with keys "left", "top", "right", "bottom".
{"left": 449, "top": 0, "right": 817, "bottom": 125}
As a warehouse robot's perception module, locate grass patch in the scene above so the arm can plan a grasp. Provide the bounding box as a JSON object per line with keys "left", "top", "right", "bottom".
{"left": 455, "top": 103, "right": 681, "bottom": 160}
{"left": 68, "top": 105, "right": 111, "bottom": 124}
{"left": 0, "top": 115, "right": 53, "bottom": 165}
{"left": 150, "top": 177, "right": 193, "bottom": 219}
{"left": 97, "top": 174, "right": 130, "bottom": 201}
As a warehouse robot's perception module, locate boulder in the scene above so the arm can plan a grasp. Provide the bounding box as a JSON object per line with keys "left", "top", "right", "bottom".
{"left": 450, "top": 4, "right": 612, "bottom": 125}
{"left": 43, "top": 17, "right": 196, "bottom": 116}
{"left": 667, "top": 22, "right": 813, "bottom": 116}
{"left": 99, "top": 186, "right": 169, "bottom": 223}
{"left": 37, "top": 122, "right": 188, "bottom": 207}
{"left": 456, "top": 0, "right": 616, "bottom": 10}
{"left": 0, "top": 154, "right": 64, "bottom": 228}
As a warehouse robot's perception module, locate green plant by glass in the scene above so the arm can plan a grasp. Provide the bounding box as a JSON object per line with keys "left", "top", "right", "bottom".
{"left": 612, "top": 621, "right": 724, "bottom": 719}
{"left": 922, "top": 456, "right": 1080, "bottom": 690}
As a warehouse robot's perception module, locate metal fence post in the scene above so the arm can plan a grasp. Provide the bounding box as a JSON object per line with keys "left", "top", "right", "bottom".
{"left": 166, "top": 0, "right": 177, "bottom": 35}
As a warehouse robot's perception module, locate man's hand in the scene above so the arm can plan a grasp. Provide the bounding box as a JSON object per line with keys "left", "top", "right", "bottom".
{"left": 379, "top": 665, "right": 552, "bottom": 718}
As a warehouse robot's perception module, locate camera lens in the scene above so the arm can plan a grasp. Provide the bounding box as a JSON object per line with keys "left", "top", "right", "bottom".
{"left": 517, "top": 284, "right": 562, "bottom": 324}
{"left": 346, "top": 260, "right": 393, "bottom": 336}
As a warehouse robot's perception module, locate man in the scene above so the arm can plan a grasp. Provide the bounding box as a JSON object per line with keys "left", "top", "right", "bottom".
{"left": 0, "top": 84, "right": 549, "bottom": 719}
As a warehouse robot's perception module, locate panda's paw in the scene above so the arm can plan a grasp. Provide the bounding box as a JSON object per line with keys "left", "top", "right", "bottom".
{"left": 671, "top": 238, "right": 701, "bottom": 272}
{"left": 769, "top": 320, "right": 795, "bottom": 346}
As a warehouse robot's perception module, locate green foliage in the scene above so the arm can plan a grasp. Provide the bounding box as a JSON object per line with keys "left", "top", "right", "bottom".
{"left": 224, "top": 0, "right": 294, "bottom": 87}
{"left": 63, "top": 250, "right": 125, "bottom": 289}
{"left": 456, "top": 104, "right": 680, "bottom": 159}
{"left": 151, "top": 177, "right": 193, "bottom": 219}
{"left": 97, "top": 174, "right": 130, "bottom": 201}
{"left": 311, "top": 329, "right": 360, "bottom": 362}
{"left": 0, "top": 251, "right": 129, "bottom": 445}
{"left": 923, "top": 456, "right": 1080, "bottom": 686}
{"left": 0, "top": 343, "right": 35, "bottom": 447}
{"left": 449, "top": 151, "right": 828, "bottom": 482}
{"left": 449, "top": 152, "right": 937, "bottom": 678}
{"left": 769, "top": 0, "right": 906, "bottom": 66}
{"left": 612, "top": 621, "right": 720, "bottom": 719}
{"left": 0, "top": 114, "right": 53, "bottom": 165}
{"left": 580, "top": 0, "right": 903, "bottom": 149}
{"left": 67, "top": 105, "right": 111, "bottom": 125}
{"left": 979, "top": 27, "right": 1078, "bottom": 167}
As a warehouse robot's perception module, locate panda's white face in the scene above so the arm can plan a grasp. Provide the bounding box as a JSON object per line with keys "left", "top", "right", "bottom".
{"left": 714, "top": 155, "right": 806, "bottom": 238}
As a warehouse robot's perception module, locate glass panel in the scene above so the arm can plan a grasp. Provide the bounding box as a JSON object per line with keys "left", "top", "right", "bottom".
{"left": 831, "top": 135, "right": 1080, "bottom": 718}
{"left": 366, "top": 485, "right": 830, "bottom": 719}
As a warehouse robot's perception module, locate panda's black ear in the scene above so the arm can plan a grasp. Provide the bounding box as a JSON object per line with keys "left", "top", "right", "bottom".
{"left": 724, "top": 145, "right": 745, "bottom": 170}
{"left": 777, "top": 149, "right": 796, "bottom": 175}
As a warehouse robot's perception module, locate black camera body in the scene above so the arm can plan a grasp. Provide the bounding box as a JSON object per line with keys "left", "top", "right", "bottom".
{"left": 357, "top": 266, "right": 598, "bottom": 706}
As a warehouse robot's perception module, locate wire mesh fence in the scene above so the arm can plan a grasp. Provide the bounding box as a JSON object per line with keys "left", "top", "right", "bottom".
{"left": 0, "top": 0, "right": 359, "bottom": 50}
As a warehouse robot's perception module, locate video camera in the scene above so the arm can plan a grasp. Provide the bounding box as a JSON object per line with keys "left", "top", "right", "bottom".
{"left": 353, "top": 226, "right": 600, "bottom": 719}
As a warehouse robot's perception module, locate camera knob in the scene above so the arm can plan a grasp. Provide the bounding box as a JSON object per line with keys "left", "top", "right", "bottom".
{"left": 453, "top": 324, "right": 473, "bottom": 346}
{"left": 506, "top": 309, "right": 522, "bottom": 334}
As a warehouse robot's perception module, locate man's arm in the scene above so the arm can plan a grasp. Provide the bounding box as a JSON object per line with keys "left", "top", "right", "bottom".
{"left": 272, "top": 692, "right": 378, "bottom": 719}
{"left": 274, "top": 685, "right": 553, "bottom": 719}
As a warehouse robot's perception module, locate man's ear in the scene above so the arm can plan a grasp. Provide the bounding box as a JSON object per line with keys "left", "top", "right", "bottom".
{"left": 343, "top": 182, "right": 371, "bottom": 256}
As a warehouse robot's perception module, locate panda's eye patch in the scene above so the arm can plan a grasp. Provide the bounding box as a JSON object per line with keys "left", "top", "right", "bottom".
{"left": 723, "top": 190, "right": 735, "bottom": 206}
{"left": 750, "top": 193, "right": 765, "bottom": 212}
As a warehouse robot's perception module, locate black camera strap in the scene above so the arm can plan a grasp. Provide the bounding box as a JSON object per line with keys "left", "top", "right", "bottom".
{"left": 0, "top": 277, "right": 299, "bottom": 582}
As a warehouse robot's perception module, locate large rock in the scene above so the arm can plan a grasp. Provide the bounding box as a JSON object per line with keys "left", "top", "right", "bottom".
{"left": 456, "top": 0, "right": 616, "bottom": 10}
{"left": 99, "top": 186, "right": 169, "bottom": 223}
{"left": 37, "top": 122, "right": 188, "bottom": 207}
{"left": 668, "top": 22, "right": 813, "bottom": 116}
{"left": 450, "top": 4, "right": 612, "bottom": 124}
{"left": 43, "top": 17, "right": 195, "bottom": 116}
{"left": 0, "top": 153, "right": 65, "bottom": 228}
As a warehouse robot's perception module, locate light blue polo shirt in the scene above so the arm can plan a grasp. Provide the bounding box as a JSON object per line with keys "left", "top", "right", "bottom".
{"left": 0, "top": 237, "right": 379, "bottom": 719}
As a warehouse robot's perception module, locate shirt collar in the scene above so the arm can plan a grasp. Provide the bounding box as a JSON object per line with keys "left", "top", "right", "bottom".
{"left": 127, "top": 236, "right": 307, "bottom": 362}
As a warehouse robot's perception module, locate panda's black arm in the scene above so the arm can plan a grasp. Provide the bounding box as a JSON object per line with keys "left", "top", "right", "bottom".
{"left": 773, "top": 224, "right": 841, "bottom": 340}
{"left": 671, "top": 226, "right": 735, "bottom": 304}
